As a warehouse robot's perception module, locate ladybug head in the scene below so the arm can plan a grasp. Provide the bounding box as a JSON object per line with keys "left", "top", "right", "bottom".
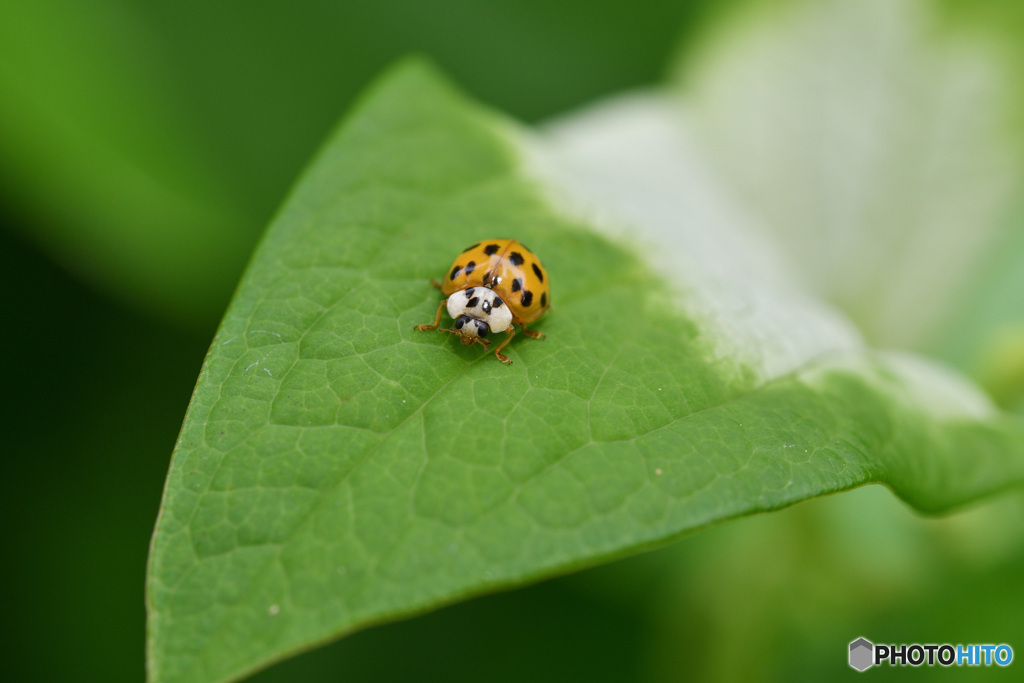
{"left": 454, "top": 315, "right": 490, "bottom": 342}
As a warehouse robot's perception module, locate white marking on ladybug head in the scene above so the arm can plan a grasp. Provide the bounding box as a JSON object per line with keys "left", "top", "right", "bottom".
{"left": 446, "top": 287, "right": 512, "bottom": 340}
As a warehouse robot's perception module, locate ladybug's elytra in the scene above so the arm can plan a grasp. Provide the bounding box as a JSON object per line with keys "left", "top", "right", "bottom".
{"left": 414, "top": 239, "right": 550, "bottom": 364}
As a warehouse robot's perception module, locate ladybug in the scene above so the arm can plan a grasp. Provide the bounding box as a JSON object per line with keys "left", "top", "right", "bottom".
{"left": 415, "top": 239, "right": 550, "bottom": 364}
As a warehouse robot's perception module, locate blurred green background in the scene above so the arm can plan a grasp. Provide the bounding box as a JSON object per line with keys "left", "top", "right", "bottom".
{"left": 3, "top": 0, "right": 1022, "bottom": 681}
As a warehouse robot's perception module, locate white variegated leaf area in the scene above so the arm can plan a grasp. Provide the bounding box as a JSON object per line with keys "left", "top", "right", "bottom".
{"left": 525, "top": 0, "right": 1019, "bottom": 417}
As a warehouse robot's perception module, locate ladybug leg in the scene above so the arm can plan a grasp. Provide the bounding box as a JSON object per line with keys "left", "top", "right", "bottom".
{"left": 520, "top": 322, "right": 546, "bottom": 340}
{"left": 493, "top": 325, "right": 516, "bottom": 364}
{"left": 414, "top": 299, "right": 447, "bottom": 332}
{"left": 429, "top": 279, "right": 443, "bottom": 291}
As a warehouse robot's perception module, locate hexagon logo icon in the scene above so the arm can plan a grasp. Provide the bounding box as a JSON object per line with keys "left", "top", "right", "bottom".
{"left": 849, "top": 637, "right": 874, "bottom": 671}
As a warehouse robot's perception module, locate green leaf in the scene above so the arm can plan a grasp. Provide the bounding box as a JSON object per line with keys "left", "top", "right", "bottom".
{"left": 147, "top": 53, "right": 1024, "bottom": 681}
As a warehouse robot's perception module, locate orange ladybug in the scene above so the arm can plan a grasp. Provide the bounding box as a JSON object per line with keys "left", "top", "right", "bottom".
{"left": 415, "top": 239, "right": 550, "bottom": 364}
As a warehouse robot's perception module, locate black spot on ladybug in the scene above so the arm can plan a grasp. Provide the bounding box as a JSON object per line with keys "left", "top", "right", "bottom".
{"left": 492, "top": 298, "right": 503, "bottom": 308}
{"left": 464, "top": 287, "right": 475, "bottom": 298}
{"left": 481, "top": 270, "right": 492, "bottom": 285}
{"left": 509, "top": 251, "right": 525, "bottom": 266}
{"left": 532, "top": 263, "right": 544, "bottom": 282}
{"left": 482, "top": 300, "right": 491, "bottom": 314}
{"left": 464, "top": 261, "right": 476, "bottom": 275}
{"left": 466, "top": 296, "right": 479, "bottom": 308}
{"left": 484, "top": 243, "right": 500, "bottom": 255}
{"left": 455, "top": 317, "right": 465, "bottom": 329}
{"left": 462, "top": 242, "right": 480, "bottom": 253}
{"left": 521, "top": 290, "right": 533, "bottom": 307}
{"left": 476, "top": 321, "right": 489, "bottom": 337}
{"left": 449, "top": 265, "right": 461, "bottom": 280}
{"left": 540, "top": 292, "right": 547, "bottom": 307}
{"left": 511, "top": 278, "right": 523, "bottom": 292}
